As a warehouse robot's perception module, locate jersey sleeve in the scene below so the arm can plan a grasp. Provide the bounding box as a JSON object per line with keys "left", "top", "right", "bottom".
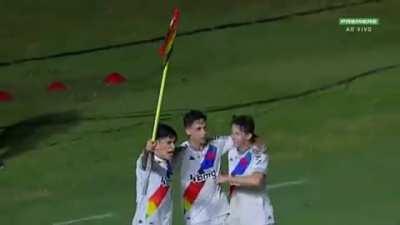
{"left": 135, "top": 153, "right": 146, "bottom": 203}
{"left": 212, "top": 135, "right": 234, "bottom": 155}
{"left": 252, "top": 152, "right": 269, "bottom": 174}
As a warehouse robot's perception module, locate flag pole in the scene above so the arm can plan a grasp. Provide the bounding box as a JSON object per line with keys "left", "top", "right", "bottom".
{"left": 143, "top": 8, "right": 180, "bottom": 195}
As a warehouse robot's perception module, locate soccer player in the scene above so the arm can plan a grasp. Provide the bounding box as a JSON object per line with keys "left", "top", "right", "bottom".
{"left": 218, "top": 115, "right": 275, "bottom": 225}
{"left": 177, "top": 110, "right": 236, "bottom": 225}
{"left": 132, "top": 123, "right": 177, "bottom": 225}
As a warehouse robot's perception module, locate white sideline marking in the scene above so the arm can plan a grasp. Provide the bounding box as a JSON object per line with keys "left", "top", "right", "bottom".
{"left": 52, "top": 213, "right": 113, "bottom": 225}
{"left": 269, "top": 179, "right": 308, "bottom": 190}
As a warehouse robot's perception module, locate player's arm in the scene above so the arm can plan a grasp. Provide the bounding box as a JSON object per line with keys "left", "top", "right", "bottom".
{"left": 210, "top": 135, "right": 233, "bottom": 155}
{"left": 140, "top": 140, "right": 156, "bottom": 170}
{"left": 218, "top": 172, "right": 265, "bottom": 187}
{"left": 218, "top": 152, "right": 269, "bottom": 187}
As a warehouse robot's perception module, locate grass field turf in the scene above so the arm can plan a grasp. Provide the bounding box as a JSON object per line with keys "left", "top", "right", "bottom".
{"left": 1, "top": 0, "right": 399, "bottom": 225}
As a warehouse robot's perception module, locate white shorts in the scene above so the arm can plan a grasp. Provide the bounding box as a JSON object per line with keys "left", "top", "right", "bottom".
{"left": 227, "top": 194, "right": 275, "bottom": 225}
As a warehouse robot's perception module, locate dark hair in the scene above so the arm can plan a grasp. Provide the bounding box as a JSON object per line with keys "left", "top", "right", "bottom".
{"left": 183, "top": 110, "right": 207, "bottom": 128}
{"left": 156, "top": 123, "right": 177, "bottom": 140}
{"left": 231, "top": 115, "right": 257, "bottom": 142}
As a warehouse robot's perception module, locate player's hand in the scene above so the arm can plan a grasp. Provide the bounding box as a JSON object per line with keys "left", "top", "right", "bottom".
{"left": 217, "top": 174, "right": 230, "bottom": 184}
{"left": 145, "top": 139, "right": 157, "bottom": 152}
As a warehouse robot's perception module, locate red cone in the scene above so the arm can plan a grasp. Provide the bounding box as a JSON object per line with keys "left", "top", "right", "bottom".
{"left": 47, "top": 81, "right": 68, "bottom": 92}
{"left": 104, "top": 72, "right": 126, "bottom": 86}
{"left": 0, "top": 90, "right": 13, "bottom": 102}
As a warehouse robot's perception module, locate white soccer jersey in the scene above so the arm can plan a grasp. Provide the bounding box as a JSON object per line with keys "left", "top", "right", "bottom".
{"left": 227, "top": 148, "right": 275, "bottom": 225}
{"left": 178, "top": 136, "right": 233, "bottom": 225}
{"left": 132, "top": 154, "right": 173, "bottom": 225}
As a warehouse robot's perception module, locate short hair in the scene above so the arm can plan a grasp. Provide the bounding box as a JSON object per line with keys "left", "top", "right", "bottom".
{"left": 183, "top": 110, "right": 207, "bottom": 128}
{"left": 231, "top": 115, "right": 256, "bottom": 141}
{"left": 156, "top": 123, "right": 177, "bottom": 140}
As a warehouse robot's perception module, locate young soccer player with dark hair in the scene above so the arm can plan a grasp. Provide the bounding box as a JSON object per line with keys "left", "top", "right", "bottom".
{"left": 178, "top": 110, "right": 266, "bottom": 225}
{"left": 132, "top": 123, "right": 177, "bottom": 225}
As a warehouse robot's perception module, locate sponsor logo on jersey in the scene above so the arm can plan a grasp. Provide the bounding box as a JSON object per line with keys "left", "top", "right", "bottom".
{"left": 189, "top": 169, "right": 217, "bottom": 182}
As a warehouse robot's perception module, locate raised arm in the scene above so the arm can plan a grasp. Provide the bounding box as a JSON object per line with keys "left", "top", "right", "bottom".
{"left": 140, "top": 140, "right": 156, "bottom": 170}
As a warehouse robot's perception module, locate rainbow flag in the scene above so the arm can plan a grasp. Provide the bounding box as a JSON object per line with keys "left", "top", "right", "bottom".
{"left": 183, "top": 145, "right": 217, "bottom": 213}
{"left": 229, "top": 151, "right": 252, "bottom": 197}
{"left": 149, "top": 7, "right": 180, "bottom": 141}
{"left": 159, "top": 8, "right": 180, "bottom": 63}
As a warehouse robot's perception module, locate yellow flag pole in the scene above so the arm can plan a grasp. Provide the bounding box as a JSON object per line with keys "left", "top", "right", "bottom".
{"left": 151, "top": 61, "right": 169, "bottom": 141}
{"left": 143, "top": 7, "right": 179, "bottom": 195}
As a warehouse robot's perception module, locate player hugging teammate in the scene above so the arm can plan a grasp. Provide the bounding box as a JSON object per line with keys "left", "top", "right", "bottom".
{"left": 131, "top": 111, "right": 275, "bottom": 225}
